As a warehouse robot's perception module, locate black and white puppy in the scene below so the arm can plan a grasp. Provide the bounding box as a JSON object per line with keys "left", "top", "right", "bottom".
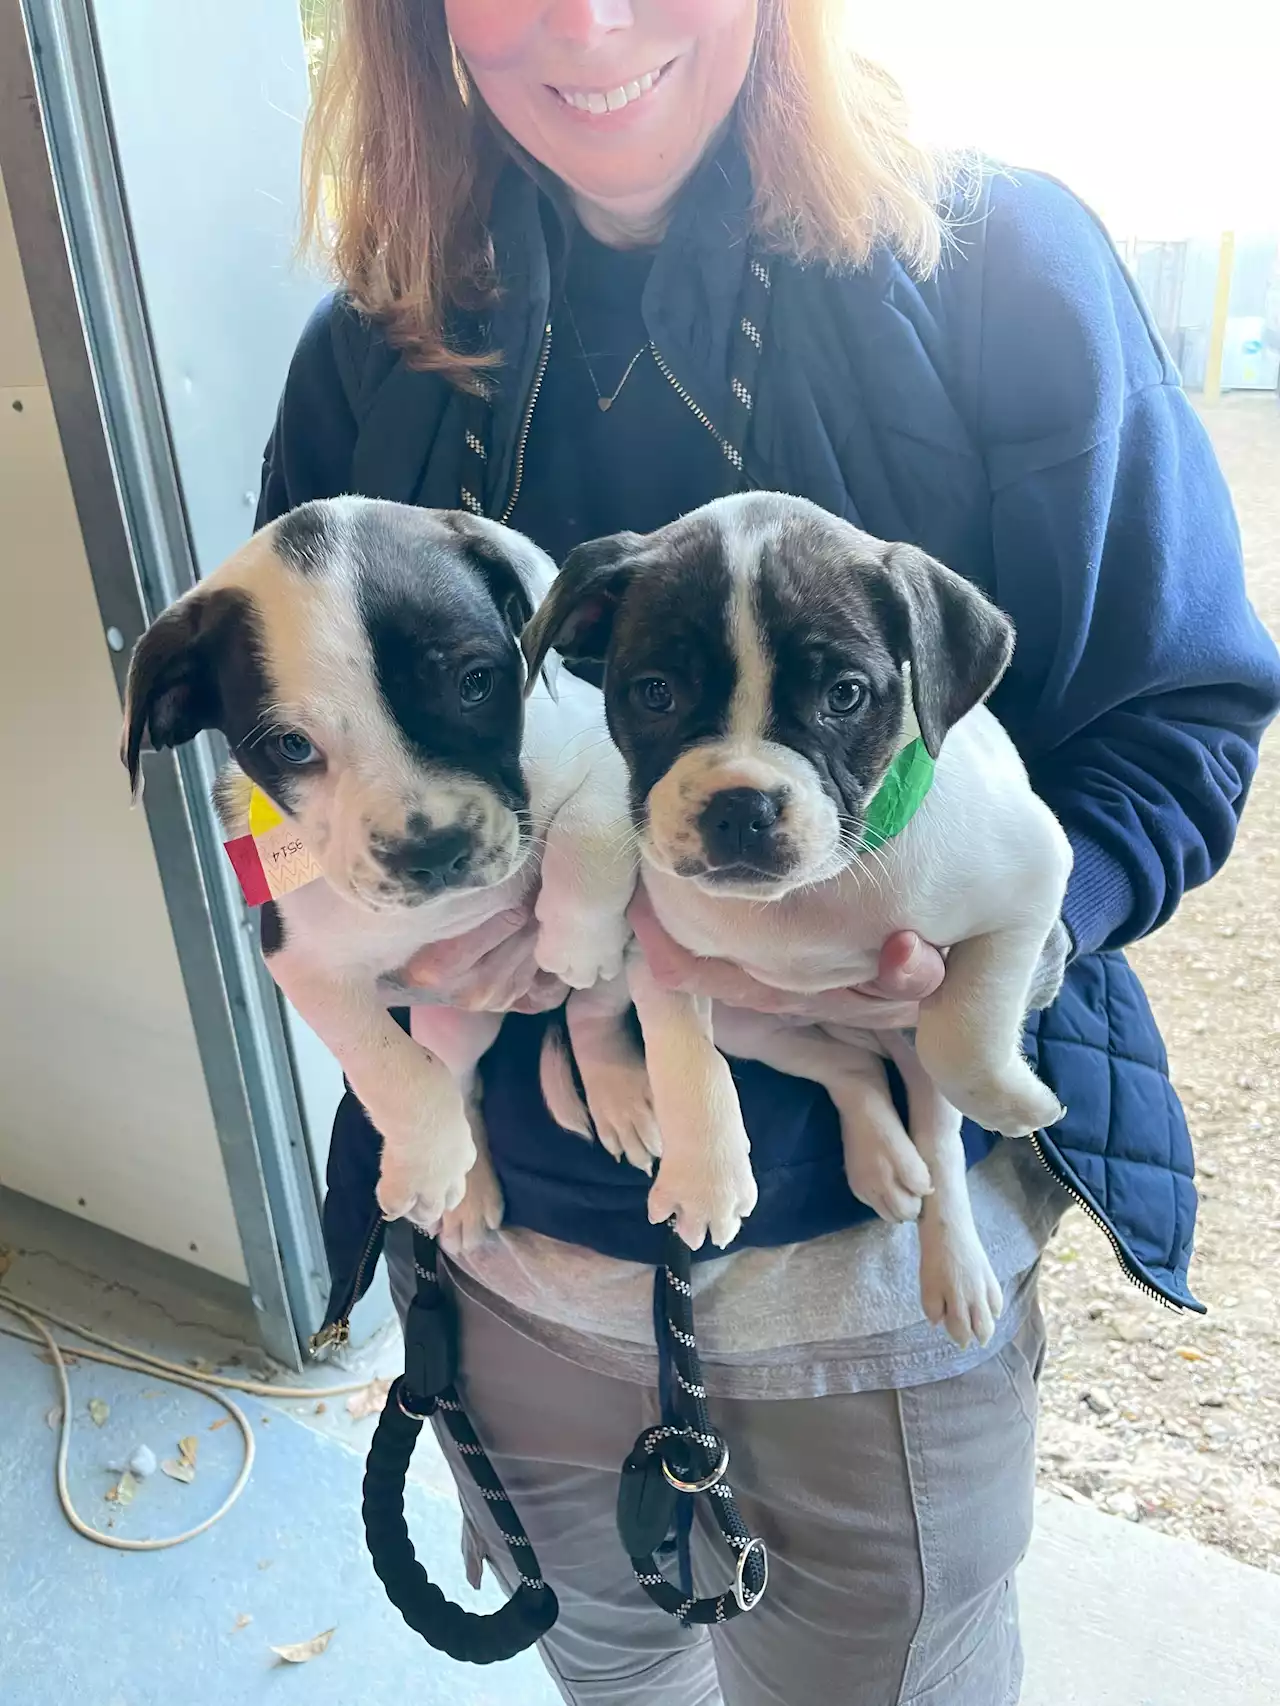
{"left": 122, "top": 498, "right": 655, "bottom": 1246}
{"left": 524, "top": 493, "right": 1072, "bottom": 1346}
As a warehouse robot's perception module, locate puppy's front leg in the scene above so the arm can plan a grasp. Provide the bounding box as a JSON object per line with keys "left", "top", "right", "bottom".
{"left": 914, "top": 922, "right": 1065, "bottom": 1138}
{"left": 881, "top": 1033, "right": 1003, "bottom": 1348}
{"left": 411, "top": 1007, "right": 505, "bottom": 1255}
{"left": 264, "top": 926, "right": 475, "bottom": 1228}
{"left": 534, "top": 751, "right": 636, "bottom": 991}
{"left": 563, "top": 974, "right": 662, "bottom": 1173}
{"left": 629, "top": 957, "right": 757, "bottom": 1249}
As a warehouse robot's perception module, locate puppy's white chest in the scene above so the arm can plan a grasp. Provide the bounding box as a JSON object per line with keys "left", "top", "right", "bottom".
{"left": 644, "top": 867, "right": 891, "bottom": 992}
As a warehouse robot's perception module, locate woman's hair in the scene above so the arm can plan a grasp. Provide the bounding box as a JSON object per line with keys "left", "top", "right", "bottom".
{"left": 302, "top": 0, "right": 945, "bottom": 382}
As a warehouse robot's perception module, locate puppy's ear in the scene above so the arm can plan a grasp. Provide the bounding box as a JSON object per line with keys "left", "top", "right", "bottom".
{"left": 444, "top": 512, "right": 557, "bottom": 641}
{"left": 120, "top": 588, "right": 239, "bottom": 797}
{"left": 874, "top": 545, "right": 1014, "bottom": 758}
{"left": 520, "top": 532, "right": 643, "bottom": 696}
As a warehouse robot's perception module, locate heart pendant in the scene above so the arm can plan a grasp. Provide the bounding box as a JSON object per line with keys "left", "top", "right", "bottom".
{"left": 598, "top": 397, "right": 613, "bottom": 412}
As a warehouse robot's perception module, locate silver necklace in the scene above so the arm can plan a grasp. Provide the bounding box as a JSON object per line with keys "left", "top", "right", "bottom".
{"left": 563, "top": 298, "right": 650, "bottom": 412}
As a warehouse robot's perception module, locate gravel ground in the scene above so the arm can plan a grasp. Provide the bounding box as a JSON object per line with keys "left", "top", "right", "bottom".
{"left": 1037, "top": 392, "right": 1280, "bottom": 1573}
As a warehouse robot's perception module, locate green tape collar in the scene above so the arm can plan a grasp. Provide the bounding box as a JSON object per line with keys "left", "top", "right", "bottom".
{"left": 860, "top": 738, "right": 935, "bottom": 850}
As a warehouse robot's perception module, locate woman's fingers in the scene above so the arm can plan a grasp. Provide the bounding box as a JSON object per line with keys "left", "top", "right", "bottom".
{"left": 628, "top": 894, "right": 946, "bottom": 1028}
{"left": 861, "top": 932, "right": 947, "bottom": 1002}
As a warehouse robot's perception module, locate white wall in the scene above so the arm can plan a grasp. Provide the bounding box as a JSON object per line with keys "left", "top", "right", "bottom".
{"left": 0, "top": 172, "right": 246, "bottom": 1283}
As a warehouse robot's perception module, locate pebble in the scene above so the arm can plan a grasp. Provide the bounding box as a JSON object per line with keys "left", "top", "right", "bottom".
{"left": 1082, "top": 1388, "right": 1115, "bottom": 1416}
{"left": 1106, "top": 1489, "right": 1141, "bottom": 1521}
{"left": 106, "top": 1444, "right": 157, "bottom": 1479}
{"left": 1115, "top": 1318, "right": 1157, "bottom": 1344}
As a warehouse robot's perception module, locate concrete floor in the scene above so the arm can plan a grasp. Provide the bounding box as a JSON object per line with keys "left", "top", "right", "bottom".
{"left": 3, "top": 1192, "right": 1279, "bottom": 1705}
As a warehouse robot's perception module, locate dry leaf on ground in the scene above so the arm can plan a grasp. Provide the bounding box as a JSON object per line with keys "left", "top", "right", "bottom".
{"left": 270, "top": 1628, "right": 336, "bottom": 1665}
{"left": 88, "top": 1399, "right": 109, "bottom": 1427}
{"left": 178, "top": 1435, "right": 199, "bottom": 1469}
{"left": 233, "top": 1613, "right": 253, "bottom": 1631}
{"left": 161, "top": 1458, "right": 195, "bottom": 1485}
{"left": 105, "top": 1471, "right": 138, "bottom": 1506}
{"left": 209, "top": 1418, "right": 231, "bottom": 1432}
{"left": 345, "top": 1378, "right": 391, "bottom": 1421}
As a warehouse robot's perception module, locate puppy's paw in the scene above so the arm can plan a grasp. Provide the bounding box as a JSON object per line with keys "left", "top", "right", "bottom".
{"left": 648, "top": 1145, "right": 759, "bottom": 1251}
{"left": 581, "top": 1056, "right": 663, "bottom": 1175}
{"left": 843, "top": 1125, "right": 933, "bottom": 1223}
{"left": 534, "top": 909, "right": 629, "bottom": 991}
{"left": 374, "top": 1112, "right": 477, "bottom": 1230}
{"left": 437, "top": 1149, "right": 505, "bottom": 1255}
{"left": 919, "top": 1233, "right": 1004, "bottom": 1349}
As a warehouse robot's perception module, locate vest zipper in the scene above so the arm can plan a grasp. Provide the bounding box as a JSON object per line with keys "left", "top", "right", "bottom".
{"left": 1028, "top": 1132, "right": 1184, "bottom": 1310}
{"left": 498, "top": 323, "right": 553, "bottom": 525}
{"left": 649, "top": 341, "right": 739, "bottom": 465}
{"left": 309, "top": 1210, "right": 386, "bottom": 1353}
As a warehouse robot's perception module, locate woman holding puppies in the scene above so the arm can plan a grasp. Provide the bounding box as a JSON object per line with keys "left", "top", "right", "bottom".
{"left": 259, "top": 2, "right": 1280, "bottom": 1700}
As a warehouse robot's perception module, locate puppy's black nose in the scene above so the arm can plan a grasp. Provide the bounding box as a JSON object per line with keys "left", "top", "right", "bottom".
{"left": 700, "top": 788, "right": 782, "bottom": 867}
{"left": 394, "top": 825, "right": 475, "bottom": 892}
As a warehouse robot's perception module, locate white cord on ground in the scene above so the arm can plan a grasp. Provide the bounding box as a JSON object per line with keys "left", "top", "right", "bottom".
{"left": 0, "top": 1293, "right": 381, "bottom": 1552}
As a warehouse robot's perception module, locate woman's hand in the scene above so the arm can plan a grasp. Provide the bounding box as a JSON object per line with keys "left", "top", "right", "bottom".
{"left": 396, "top": 907, "right": 568, "bottom": 1015}
{"left": 627, "top": 886, "right": 945, "bottom": 1029}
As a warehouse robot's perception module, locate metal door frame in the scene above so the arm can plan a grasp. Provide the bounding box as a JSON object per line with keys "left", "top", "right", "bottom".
{"left": 0, "top": 0, "right": 330, "bottom": 1368}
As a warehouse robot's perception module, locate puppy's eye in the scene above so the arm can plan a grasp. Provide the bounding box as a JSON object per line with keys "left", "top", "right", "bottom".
{"left": 460, "top": 666, "right": 494, "bottom": 706}
{"left": 633, "top": 676, "right": 675, "bottom": 714}
{"left": 276, "top": 730, "right": 318, "bottom": 765}
{"left": 824, "top": 677, "right": 866, "bottom": 717}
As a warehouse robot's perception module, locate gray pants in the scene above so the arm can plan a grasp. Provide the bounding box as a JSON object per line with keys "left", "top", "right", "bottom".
{"left": 388, "top": 1239, "right": 1043, "bottom": 1706}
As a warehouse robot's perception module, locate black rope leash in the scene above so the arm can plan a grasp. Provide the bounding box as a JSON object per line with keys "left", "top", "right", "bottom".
{"left": 363, "top": 243, "right": 775, "bottom": 1661}
{"left": 361, "top": 1228, "right": 558, "bottom": 1663}
{"left": 616, "top": 1221, "right": 768, "bottom": 1625}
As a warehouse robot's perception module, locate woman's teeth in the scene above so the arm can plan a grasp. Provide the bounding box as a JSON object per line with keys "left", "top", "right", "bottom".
{"left": 555, "top": 66, "right": 664, "bottom": 115}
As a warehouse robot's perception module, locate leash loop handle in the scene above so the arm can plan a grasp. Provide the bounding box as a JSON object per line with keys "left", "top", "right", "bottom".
{"left": 361, "top": 1230, "right": 559, "bottom": 1664}
{"left": 362, "top": 1377, "right": 557, "bottom": 1663}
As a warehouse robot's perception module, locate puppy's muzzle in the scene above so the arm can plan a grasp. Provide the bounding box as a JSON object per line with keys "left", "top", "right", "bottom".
{"left": 381, "top": 825, "right": 478, "bottom": 896}
{"left": 697, "top": 787, "right": 792, "bottom": 880}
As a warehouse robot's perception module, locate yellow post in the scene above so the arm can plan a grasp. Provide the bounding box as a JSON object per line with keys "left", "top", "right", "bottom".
{"left": 1202, "top": 231, "right": 1236, "bottom": 404}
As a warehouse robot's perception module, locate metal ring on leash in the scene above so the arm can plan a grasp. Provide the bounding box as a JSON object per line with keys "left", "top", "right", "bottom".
{"left": 395, "top": 1386, "right": 433, "bottom": 1422}
{"left": 661, "top": 1436, "right": 730, "bottom": 1494}
{"left": 733, "top": 1537, "right": 769, "bottom": 1612}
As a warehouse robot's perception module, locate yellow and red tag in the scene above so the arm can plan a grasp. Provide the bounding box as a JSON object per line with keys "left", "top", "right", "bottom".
{"left": 223, "top": 786, "right": 324, "bottom": 906}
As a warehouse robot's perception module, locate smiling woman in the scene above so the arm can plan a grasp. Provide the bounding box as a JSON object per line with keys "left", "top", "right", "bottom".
{"left": 267, "top": 2, "right": 1280, "bottom": 1701}
{"left": 301, "top": 0, "right": 944, "bottom": 375}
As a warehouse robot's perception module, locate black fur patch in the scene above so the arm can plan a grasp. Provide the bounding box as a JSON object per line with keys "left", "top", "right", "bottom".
{"left": 594, "top": 516, "right": 739, "bottom": 815}
{"left": 351, "top": 504, "right": 529, "bottom": 817}
{"left": 274, "top": 501, "right": 334, "bottom": 577}
{"left": 260, "top": 900, "right": 285, "bottom": 956}
{"left": 751, "top": 524, "right": 906, "bottom": 825}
